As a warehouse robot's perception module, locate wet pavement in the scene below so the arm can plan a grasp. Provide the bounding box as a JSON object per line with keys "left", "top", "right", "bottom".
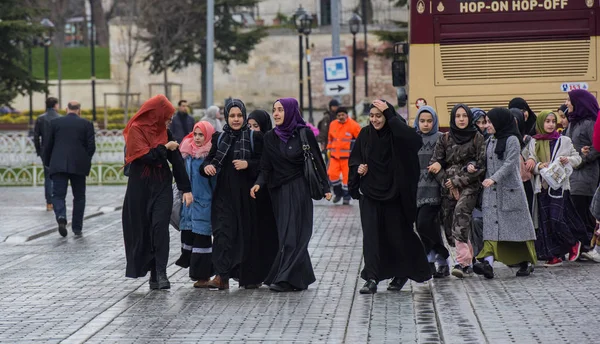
{"left": 1, "top": 188, "right": 600, "bottom": 343}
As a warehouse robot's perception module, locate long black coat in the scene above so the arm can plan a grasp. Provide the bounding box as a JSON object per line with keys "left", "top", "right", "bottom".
{"left": 43, "top": 113, "right": 96, "bottom": 176}
{"left": 33, "top": 109, "right": 60, "bottom": 159}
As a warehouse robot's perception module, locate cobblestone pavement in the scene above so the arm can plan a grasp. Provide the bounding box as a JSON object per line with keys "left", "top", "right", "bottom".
{"left": 1, "top": 194, "right": 600, "bottom": 343}
{"left": 0, "top": 185, "right": 125, "bottom": 242}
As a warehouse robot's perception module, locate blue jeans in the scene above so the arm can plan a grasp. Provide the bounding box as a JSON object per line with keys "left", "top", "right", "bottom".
{"left": 43, "top": 166, "right": 53, "bottom": 204}
{"left": 51, "top": 173, "right": 86, "bottom": 232}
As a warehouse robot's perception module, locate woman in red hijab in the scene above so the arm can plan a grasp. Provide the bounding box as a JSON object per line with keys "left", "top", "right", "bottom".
{"left": 122, "top": 94, "right": 192, "bottom": 290}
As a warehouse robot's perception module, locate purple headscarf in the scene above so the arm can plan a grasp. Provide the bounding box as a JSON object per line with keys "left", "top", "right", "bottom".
{"left": 274, "top": 98, "right": 306, "bottom": 143}
{"left": 567, "top": 89, "right": 599, "bottom": 125}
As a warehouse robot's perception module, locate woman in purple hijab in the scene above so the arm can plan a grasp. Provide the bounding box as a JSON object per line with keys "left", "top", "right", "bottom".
{"left": 251, "top": 98, "right": 332, "bottom": 292}
{"left": 564, "top": 89, "right": 600, "bottom": 261}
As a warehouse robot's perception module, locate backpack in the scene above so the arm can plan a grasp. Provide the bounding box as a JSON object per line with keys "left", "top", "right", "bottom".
{"left": 217, "top": 130, "right": 255, "bottom": 153}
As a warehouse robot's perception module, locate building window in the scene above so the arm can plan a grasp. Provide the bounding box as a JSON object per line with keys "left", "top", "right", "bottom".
{"left": 320, "top": 0, "right": 331, "bottom": 26}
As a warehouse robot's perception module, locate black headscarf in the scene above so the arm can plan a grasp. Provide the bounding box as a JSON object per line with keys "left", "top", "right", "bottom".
{"left": 508, "top": 97, "right": 537, "bottom": 136}
{"left": 487, "top": 107, "right": 524, "bottom": 160}
{"left": 510, "top": 107, "right": 527, "bottom": 137}
{"left": 449, "top": 104, "right": 478, "bottom": 145}
{"left": 248, "top": 109, "right": 272, "bottom": 133}
{"left": 350, "top": 100, "right": 421, "bottom": 205}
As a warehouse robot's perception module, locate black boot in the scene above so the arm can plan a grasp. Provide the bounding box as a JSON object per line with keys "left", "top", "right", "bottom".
{"left": 359, "top": 279, "right": 377, "bottom": 294}
{"left": 156, "top": 270, "right": 171, "bottom": 289}
{"left": 332, "top": 184, "right": 343, "bottom": 203}
{"left": 387, "top": 277, "right": 408, "bottom": 291}
{"left": 149, "top": 269, "right": 159, "bottom": 290}
{"left": 473, "top": 261, "right": 494, "bottom": 279}
{"left": 433, "top": 265, "right": 450, "bottom": 278}
{"left": 516, "top": 262, "right": 534, "bottom": 277}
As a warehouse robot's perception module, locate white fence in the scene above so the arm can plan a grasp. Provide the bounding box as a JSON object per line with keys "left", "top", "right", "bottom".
{"left": 0, "top": 130, "right": 127, "bottom": 186}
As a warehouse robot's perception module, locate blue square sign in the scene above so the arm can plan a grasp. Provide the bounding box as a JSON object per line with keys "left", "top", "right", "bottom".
{"left": 323, "top": 56, "right": 350, "bottom": 82}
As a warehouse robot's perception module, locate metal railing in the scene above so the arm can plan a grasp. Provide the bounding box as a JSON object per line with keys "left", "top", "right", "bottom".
{"left": 0, "top": 130, "right": 127, "bottom": 186}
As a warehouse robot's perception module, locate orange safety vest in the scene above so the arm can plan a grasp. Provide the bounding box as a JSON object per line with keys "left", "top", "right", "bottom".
{"left": 327, "top": 118, "right": 362, "bottom": 159}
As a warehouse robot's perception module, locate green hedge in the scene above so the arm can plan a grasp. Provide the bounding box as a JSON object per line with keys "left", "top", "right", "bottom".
{"left": 31, "top": 47, "right": 110, "bottom": 80}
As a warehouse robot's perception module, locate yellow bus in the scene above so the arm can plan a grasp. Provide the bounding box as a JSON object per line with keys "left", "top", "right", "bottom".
{"left": 408, "top": 0, "right": 599, "bottom": 126}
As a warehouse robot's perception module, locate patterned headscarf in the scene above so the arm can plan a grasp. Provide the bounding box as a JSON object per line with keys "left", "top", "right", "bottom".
{"left": 210, "top": 99, "right": 252, "bottom": 169}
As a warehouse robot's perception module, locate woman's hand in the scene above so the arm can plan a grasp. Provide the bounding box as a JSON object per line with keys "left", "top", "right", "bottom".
{"left": 250, "top": 185, "right": 260, "bottom": 199}
{"left": 428, "top": 162, "right": 442, "bottom": 174}
{"left": 204, "top": 164, "right": 217, "bottom": 176}
{"left": 372, "top": 99, "right": 389, "bottom": 112}
{"left": 538, "top": 162, "right": 549, "bottom": 169}
{"left": 559, "top": 156, "right": 569, "bottom": 165}
{"left": 582, "top": 146, "right": 591, "bottom": 156}
{"left": 358, "top": 164, "right": 368, "bottom": 176}
{"left": 525, "top": 159, "right": 536, "bottom": 172}
{"left": 165, "top": 141, "right": 179, "bottom": 151}
{"left": 182, "top": 192, "right": 193, "bottom": 207}
{"left": 482, "top": 178, "right": 495, "bottom": 188}
{"left": 444, "top": 179, "right": 454, "bottom": 189}
{"left": 467, "top": 164, "right": 478, "bottom": 174}
{"left": 325, "top": 193, "right": 333, "bottom": 201}
{"left": 233, "top": 160, "right": 248, "bottom": 170}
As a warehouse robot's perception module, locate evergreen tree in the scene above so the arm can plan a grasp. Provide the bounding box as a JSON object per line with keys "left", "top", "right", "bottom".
{"left": 0, "top": 1, "right": 46, "bottom": 107}
{"left": 174, "top": 0, "right": 268, "bottom": 108}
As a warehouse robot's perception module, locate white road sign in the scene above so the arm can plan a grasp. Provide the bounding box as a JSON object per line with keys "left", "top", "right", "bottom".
{"left": 324, "top": 81, "right": 351, "bottom": 96}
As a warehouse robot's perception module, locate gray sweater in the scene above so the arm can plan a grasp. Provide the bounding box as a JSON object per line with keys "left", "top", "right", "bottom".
{"left": 565, "top": 119, "right": 600, "bottom": 196}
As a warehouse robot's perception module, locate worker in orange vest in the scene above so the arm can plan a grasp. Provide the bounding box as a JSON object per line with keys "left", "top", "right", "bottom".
{"left": 327, "top": 107, "right": 362, "bottom": 204}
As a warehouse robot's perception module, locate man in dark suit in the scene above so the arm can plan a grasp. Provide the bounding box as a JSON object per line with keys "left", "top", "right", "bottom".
{"left": 33, "top": 97, "right": 61, "bottom": 211}
{"left": 168, "top": 99, "right": 195, "bottom": 143}
{"left": 43, "top": 101, "right": 96, "bottom": 237}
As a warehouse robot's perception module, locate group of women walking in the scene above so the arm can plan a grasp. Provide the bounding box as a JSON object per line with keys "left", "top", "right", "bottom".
{"left": 122, "top": 95, "right": 331, "bottom": 292}
{"left": 119, "top": 89, "right": 600, "bottom": 296}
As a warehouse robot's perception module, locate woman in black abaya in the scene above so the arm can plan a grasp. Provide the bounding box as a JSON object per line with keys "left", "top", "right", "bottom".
{"left": 349, "top": 99, "right": 431, "bottom": 294}
{"left": 251, "top": 98, "right": 332, "bottom": 292}
{"left": 200, "top": 99, "right": 265, "bottom": 290}
{"left": 122, "top": 94, "right": 192, "bottom": 290}
{"left": 246, "top": 109, "right": 279, "bottom": 286}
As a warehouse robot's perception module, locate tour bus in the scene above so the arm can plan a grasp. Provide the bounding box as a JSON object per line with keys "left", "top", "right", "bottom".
{"left": 408, "top": 0, "right": 600, "bottom": 125}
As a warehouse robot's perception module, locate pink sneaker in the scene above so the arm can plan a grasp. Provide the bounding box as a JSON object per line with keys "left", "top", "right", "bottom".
{"left": 568, "top": 241, "right": 581, "bottom": 262}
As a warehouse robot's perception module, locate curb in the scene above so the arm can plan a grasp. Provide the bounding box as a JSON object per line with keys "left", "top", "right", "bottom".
{"left": 4, "top": 206, "right": 123, "bottom": 243}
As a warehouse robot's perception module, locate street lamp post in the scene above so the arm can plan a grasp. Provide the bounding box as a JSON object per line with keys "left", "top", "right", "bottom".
{"left": 349, "top": 13, "right": 361, "bottom": 120}
{"left": 300, "top": 14, "right": 314, "bottom": 124}
{"left": 28, "top": 44, "right": 34, "bottom": 136}
{"left": 90, "top": 0, "right": 97, "bottom": 123}
{"left": 294, "top": 6, "right": 307, "bottom": 116}
{"left": 361, "top": 0, "right": 369, "bottom": 114}
{"left": 40, "top": 18, "right": 54, "bottom": 100}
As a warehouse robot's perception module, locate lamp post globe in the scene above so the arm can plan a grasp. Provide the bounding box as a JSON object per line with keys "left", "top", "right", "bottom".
{"left": 349, "top": 13, "right": 361, "bottom": 35}
{"left": 300, "top": 14, "right": 312, "bottom": 35}
{"left": 294, "top": 6, "right": 307, "bottom": 33}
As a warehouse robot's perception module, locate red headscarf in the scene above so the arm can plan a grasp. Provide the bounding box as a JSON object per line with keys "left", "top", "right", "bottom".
{"left": 180, "top": 121, "right": 216, "bottom": 159}
{"left": 124, "top": 95, "right": 175, "bottom": 164}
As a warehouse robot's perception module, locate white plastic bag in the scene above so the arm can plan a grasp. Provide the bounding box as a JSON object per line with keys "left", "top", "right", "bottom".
{"left": 540, "top": 160, "right": 573, "bottom": 198}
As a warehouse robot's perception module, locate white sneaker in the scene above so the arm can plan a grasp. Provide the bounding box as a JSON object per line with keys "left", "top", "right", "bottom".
{"left": 580, "top": 250, "right": 600, "bottom": 263}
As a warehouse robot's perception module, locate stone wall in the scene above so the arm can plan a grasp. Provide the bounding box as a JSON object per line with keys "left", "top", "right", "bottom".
{"left": 10, "top": 26, "right": 399, "bottom": 113}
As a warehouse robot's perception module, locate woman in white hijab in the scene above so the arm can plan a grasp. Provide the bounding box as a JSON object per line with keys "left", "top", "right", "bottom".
{"left": 203, "top": 105, "right": 223, "bottom": 132}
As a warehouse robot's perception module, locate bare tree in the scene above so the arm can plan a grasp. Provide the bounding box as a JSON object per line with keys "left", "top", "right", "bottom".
{"left": 137, "top": 0, "right": 192, "bottom": 100}
{"left": 113, "top": 0, "right": 141, "bottom": 123}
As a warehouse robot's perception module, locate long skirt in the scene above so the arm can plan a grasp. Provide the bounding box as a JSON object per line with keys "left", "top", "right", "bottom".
{"left": 359, "top": 195, "right": 431, "bottom": 283}
{"left": 264, "top": 177, "right": 316, "bottom": 290}
{"left": 416, "top": 204, "right": 449, "bottom": 259}
{"left": 477, "top": 240, "right": 537, "bottom": 266}
{"left": 175, "top": 230, "right": 213, "bottom": 281}
{"left": 535, "top": 189, "right": 590, "bottom": 260}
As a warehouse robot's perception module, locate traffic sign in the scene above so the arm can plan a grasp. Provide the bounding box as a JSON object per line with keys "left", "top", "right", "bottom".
{"left": 323, "top": 56, "right": 349, "bottom": 82}
{"left": 324, "top": 81, "right": 350, "bottom": 96}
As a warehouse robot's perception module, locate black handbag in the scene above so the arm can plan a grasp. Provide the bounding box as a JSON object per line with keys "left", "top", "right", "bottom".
{"left": 299, "top": 128, "right": 325, "bottom": 200}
